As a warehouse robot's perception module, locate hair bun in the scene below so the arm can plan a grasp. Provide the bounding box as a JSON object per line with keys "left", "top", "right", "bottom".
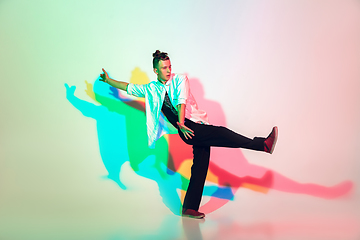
{"left": 153, "top": 50, "right": 161, "bottom": 58}
{"left": 152, "top": 50, "right": 169, "bottom": 68}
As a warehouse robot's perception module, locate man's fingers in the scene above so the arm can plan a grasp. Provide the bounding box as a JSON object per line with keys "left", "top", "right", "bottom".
{"left": 186, "top": 129, "right": 194, "bottom": 137}
{"left": 177, "top": 122, "right": 195, "bottom": 139}
{"left": 184, "top": 131, "right": 191, "bottom": 139}
{"left": 178, "top": 122, "right": 193, "bottom": 132}
{"left": 182, "top": 128, "right": 193, "bottom": 139}
{"left": 186, "top": 132, "right": 192, "bottom": 139}
{"left": 102, "top": 68, "right": 108, "bottom": 77}
{"left": 185, "top": 127, "right": 194, "bottom": 135}
{"left": 99, "top": 73, "right": 106, "bottom": 81}
{"left": 184, "top": 126, "right": 194, "bottom": 134}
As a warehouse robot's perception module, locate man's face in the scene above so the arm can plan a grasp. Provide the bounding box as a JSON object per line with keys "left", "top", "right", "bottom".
{"left": 154, "top": 59, "right": 172, "bottom": 82}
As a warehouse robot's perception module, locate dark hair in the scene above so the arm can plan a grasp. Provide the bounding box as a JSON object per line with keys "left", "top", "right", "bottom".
{"left": 152, "top": 50, "right": 169, "bottom": 69}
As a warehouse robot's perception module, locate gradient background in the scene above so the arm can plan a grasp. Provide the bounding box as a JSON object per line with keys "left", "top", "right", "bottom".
{"left": 1, "top": 0, "right": 360, "bottom": 239}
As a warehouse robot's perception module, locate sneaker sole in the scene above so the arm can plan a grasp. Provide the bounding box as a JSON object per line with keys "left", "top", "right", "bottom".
{"left": 182, "top": 214, "right": 205, "bottom": 219}
{"left": 270, "top": 126, "right": 278, "bottom": 154}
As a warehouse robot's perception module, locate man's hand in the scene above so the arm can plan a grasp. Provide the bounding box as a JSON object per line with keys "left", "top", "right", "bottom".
{"left": 98, "top": 69, "right": 129, "bottom": 91}
{"left": 177, "top": 122, "right": 194, "bottom": 140}
{"left": 99, "top": 68, "right": 110, "bottom": 83}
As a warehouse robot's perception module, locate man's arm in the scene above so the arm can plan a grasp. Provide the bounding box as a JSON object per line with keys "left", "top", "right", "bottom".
{"left": 177, "top": 103, "right": 194, "bottom": 139}
{"left": 99, "top": 68, "right": 128, "bottom": 91}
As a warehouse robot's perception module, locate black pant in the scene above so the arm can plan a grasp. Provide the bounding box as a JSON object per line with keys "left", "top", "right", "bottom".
{"left": 180, "top": 119, "right": 265, "bottom": 211}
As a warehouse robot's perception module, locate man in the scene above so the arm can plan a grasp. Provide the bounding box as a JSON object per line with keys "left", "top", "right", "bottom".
{"left": 99, "top": 50, "right": 278, "bottom": 219}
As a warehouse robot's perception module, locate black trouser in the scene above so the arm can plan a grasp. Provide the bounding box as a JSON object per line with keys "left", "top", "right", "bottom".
{"left": 180, "top": 119, "right": 265, "bottom": 211}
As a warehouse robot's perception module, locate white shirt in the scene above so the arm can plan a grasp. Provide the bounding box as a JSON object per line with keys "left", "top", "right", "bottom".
{"left": 126, "top": 73, "right": 209, "bottom": 148}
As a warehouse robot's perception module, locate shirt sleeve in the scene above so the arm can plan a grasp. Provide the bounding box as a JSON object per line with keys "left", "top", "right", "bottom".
{"left": 173, "top": 75, "right": 190, "bottom": 106}
{"left": 126, "top": 83, "right": 146, "bottom": 98}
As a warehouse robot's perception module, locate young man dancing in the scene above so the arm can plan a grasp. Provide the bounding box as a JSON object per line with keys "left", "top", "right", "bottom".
{"left": 99, "top": 50, "right": 278, "bottom": 219}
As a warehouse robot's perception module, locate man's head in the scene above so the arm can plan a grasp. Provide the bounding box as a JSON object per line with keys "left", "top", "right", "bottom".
{"left": 153, "top": 50, "right": 171, "bottom": 82}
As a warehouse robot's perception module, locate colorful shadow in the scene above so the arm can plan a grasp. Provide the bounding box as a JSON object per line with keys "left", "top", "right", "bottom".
{"left": 65, "top": 67, "right": 353, "bottom": 216}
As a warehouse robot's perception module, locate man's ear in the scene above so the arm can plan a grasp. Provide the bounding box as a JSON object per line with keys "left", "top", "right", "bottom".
{"left": 153, "top": 68, "right": 158, "bottom": 75}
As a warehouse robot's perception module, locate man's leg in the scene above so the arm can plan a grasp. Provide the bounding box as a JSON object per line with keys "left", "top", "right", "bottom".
{"left": 182, "top": 145, "right": 210, "bottom": 218}
{"left": 180, "top": 120, "right": 266, "bottom": 151}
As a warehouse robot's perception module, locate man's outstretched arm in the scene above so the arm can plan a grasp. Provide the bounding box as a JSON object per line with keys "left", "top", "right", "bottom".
{"left": 99, "top": 68, "right": 128, "bottom": 91}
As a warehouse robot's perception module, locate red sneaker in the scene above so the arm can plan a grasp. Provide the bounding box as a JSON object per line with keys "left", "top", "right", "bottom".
{"left": 264, "top": 126, "right": 278, "bottom": 154}
{"left": 182, "top": 209, "right": 205, "bottom": 219}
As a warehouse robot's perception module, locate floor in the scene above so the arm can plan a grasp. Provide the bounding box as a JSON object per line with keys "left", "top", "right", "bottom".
{"left": 1, "top": 163, "right": 359, "bottom": 240}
